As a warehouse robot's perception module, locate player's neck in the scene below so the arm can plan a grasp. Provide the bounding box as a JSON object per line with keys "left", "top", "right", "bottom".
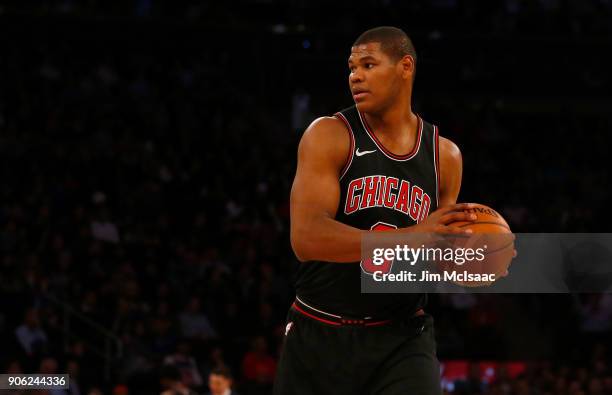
{"left": 363, "top": 101, "right": 417, "bottom": 140}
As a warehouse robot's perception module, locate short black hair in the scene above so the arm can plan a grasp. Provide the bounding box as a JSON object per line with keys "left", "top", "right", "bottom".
{"left": 353, "top": 26, "right": 417, "bottom": 64}
{"left": 210, "top": 366, "right": 232, "bottom": 380}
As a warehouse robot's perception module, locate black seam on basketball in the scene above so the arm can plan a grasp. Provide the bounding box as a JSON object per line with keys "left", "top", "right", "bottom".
{"left": 457, "top": 221, "right": 511, "bottom": 231}
{"left": 484, "top": 240, "right": 515, "bottom": 254}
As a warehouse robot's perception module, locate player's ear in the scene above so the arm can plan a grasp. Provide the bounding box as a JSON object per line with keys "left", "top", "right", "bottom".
{"left": 400, "top": 55, "right": 415, "bottom": 80}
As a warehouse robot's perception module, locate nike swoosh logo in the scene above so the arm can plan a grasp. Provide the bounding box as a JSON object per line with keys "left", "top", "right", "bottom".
{"left": 355, "top": 148, "right": 377, "bottom": 157}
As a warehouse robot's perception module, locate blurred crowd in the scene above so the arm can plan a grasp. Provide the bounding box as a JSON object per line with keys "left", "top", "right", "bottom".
{"left": 1, "top": 1, "right": 612, "bottom": 394}
{"left": 2, "top": 0, "right": 612, "bottom": 37}
{"left": 443, "top": 359, "right": 612, "bottom": 395}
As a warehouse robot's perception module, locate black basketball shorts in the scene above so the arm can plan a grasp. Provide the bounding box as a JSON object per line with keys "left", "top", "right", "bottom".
{"left": 273, "top": 303, "right": 442, "bottom": 395}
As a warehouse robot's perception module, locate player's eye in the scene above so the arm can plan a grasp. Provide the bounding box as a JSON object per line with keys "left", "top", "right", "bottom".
{"left": 365, "top": 63, "right": 374, "bottom": 69}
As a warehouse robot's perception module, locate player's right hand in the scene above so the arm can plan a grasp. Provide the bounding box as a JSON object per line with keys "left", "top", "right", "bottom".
{"left": 406, "top": 203, "right": 478, "bottom": 235}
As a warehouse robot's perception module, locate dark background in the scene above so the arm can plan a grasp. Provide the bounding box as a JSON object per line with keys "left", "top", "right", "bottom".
{"left": 1, "top": 1, "right": 611, "bottom": 394}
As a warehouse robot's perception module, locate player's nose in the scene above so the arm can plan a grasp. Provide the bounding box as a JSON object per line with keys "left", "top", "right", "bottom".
{"left": 349, "top": 69, "right": 364, "bottom": 84}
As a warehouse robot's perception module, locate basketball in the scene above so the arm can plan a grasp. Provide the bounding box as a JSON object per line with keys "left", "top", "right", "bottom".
{"left": 437, "top": 204, "right": 515, "bottom": 287}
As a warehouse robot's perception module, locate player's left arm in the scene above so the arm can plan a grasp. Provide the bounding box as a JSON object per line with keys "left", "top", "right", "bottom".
{"left": 438, "top": 136, "right": 463, "bottom": 208}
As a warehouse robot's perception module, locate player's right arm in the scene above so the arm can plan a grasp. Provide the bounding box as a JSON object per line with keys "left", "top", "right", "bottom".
{"left": 290, "top": 116, "right": 364, "bottom": 263}
{"left": 290, "top": 117, "right": 477, "bottom": 263}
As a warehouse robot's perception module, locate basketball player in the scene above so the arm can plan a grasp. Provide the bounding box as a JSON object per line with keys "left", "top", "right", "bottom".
{"left": 274, "top": 27, "right": 479, "bottom": 395}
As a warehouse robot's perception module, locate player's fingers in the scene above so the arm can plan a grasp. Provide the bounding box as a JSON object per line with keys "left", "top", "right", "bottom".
{"left": 439, "top": 212, "right": 477, "bottom": 225}
{"left": 513, "top": 249, "right": 517, "bottom": 258}
{"left": 436, "top": 224, "right": 473, "bottom": 235}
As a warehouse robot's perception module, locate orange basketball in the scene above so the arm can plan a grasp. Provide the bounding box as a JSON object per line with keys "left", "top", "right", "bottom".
{"left": 436, "top": 203, "right": 515, "bottom": 287}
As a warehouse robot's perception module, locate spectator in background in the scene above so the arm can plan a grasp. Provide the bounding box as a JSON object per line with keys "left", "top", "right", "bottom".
{"left": 160, "top": 365, "right": 199, "bottom": 395}
{"left": 491, "top": 364, "right": 512, "bottom": 395}
{"left": 241, "top": 336, "right": 276, "bottom": 386}
{"left": 179, "top": 297, "right": 217, "bottom": 341}
{"left": 15, "top": 308, "right": 48, "bottom": 357}
{"left": 201, "top": 346, "right": 230, "bottom": 377}
{"left": 578, "top": 294, "right": 612, "bottom": 334}
{"left": 207, "top": 367, "right": 239, "bottom": 395}
{"left": 66, "top": 360, "right": 82, "bottom": 395}
{"left": 163, "top": 339, "right": 204, "bottom": 390}
{"left": 64, "top": 341, "right": 99, "bottom": 390}
{"left": 90, "top": 205, "right": 120, "bottom": 244}
{"left": 39, "top": 357, "right": 67, "bottom": 395}
{"left": 2, "top": 361, "right": 23, "bottom": 395}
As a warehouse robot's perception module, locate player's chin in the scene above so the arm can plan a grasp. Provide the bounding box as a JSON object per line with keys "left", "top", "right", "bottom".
{"left": 354, "top": 99, "right": 375, "bottom": 113}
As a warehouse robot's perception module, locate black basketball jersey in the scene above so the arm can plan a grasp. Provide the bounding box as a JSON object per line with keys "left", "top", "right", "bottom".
{"left": 295, "top": 105, "right": 440, "bottom": 318}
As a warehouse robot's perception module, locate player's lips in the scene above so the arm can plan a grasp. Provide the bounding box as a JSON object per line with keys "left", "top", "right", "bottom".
{"left": 352, "top": 89, "right": 370, "bottom": 100}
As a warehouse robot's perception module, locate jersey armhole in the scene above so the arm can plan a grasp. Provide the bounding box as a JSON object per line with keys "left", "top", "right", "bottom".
{"left": 333, "top": 112, "right": 355, "bottom": 180}
{"left": 433, "top": 125, "right": 440, "bottom": 207}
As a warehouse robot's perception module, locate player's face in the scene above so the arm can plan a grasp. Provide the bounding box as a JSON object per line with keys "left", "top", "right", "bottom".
{"left": 348, "top": 43, "right": 405, "bottom": 113}
{"left": 208, "top": 374, "right": 231, "bottom": 395}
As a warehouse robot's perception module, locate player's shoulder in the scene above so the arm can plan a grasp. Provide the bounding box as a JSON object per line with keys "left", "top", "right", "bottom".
{"left": 298, "top": 116, "right": 351, "bottom": 164}
{"left": 438, "top": 134, "right": 462, "bottom": 167}
{"left": 302, "top": 116, "right": 349, "bottom": 144}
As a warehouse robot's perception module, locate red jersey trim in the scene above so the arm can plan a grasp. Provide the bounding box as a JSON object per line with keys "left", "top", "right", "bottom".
{"left": 292, "top": 302, "right": 342, "bottom": 326}
{"left": 292, "top": 302, "right": 392, "bottom": 327}
{"left": 434, "top": 125, "right": 440, "bottom": 207}
{"left": 333, "top": 112, "right": 355, "bottom": 180}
